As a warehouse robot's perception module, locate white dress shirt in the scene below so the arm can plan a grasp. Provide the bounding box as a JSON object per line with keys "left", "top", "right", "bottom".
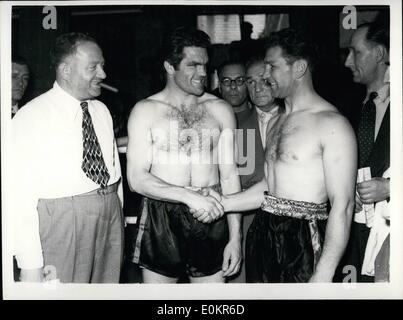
{"left": 255, "top": 105, "right": 279, "bottom": 147}
{"left": 363, "top": 66, "right": 390, "bottom": 140}
{"left": 12, "top": 81, "right": 122, "bottom": 269}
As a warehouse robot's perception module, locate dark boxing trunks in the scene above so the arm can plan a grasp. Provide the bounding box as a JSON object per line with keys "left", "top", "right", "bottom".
{"left": 246, "top": 192, "right": 328, "bottom": 283}
{"left": 132, "top": 185, "right": 228, "bottom": 278}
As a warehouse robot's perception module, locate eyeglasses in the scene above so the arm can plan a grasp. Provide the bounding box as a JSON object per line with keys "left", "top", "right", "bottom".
{"left": 220, "top": 77, "right": 245, "bottom": 87}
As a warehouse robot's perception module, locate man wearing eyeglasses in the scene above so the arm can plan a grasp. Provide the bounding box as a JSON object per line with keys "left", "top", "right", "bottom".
{"left": 218, "top": 62, "right": 254, "bottom": 193}
{"left": 217, "top": 61, "right": 249, "bottom": 115}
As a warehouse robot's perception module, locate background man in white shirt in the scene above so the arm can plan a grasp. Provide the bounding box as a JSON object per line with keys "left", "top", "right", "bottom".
{"left": 13, "top": 33, "right": 123, "bottom": 283}
{"left": 11, "top": 55, "right": 30, "bottom": 118}
{"left": 343, "top": 18, "right": 390, "bottom": 282}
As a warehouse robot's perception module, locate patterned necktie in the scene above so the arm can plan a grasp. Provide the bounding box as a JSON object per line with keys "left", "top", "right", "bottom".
{"left": 81, "top": 101, "right": 110, "bottom": 188}
{"left": 357, "top": 91, "right": 378, "bottom": 168}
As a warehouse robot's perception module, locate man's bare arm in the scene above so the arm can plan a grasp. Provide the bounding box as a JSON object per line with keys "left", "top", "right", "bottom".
{"left": 215, "top": 100, "right": 242, "bottom": 277}
{"left": 222, "top": 178, "right": 267, "bottom": 212}
{"left": 310, "top": 113, "right": 357, "bottom": 282}
{"left": 126, "top": 101, "right": 223, "bottom": 216}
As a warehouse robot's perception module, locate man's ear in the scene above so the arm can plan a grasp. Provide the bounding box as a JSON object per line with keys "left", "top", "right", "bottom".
{"left": 375, "top": 44, "right": 388, "bottom": 64}
{"left": 58, "top": 62, "right": 71, "bottom": 81}
{"left": 293, "top": 59, "right": 308, "bottom": 79}
{"left": 163, "top": 61, "right": 175, "bottom": 75}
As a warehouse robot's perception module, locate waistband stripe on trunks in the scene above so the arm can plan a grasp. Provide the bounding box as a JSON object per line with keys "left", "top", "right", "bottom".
{"left": 261, "top": 192, "right": 328, "bottom": 221}
{"left": 184, "top": 184, "right": 221, "bottom": 194}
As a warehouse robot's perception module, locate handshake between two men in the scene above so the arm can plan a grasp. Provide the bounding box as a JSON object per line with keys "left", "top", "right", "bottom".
{"left": 187, "top": 186, "right": 235, "bottom": 223}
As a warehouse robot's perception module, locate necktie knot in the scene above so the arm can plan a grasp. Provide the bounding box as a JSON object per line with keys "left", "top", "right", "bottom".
{"left": 81, "top": 101, "right": 88, "bottom": 111}
{"left": 369, "top": 91, "right": 378, "bottom": 101}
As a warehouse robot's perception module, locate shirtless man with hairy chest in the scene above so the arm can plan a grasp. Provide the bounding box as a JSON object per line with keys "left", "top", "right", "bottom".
{"left": 266, "top": 106, "right": 338, "bottom": 203}
{"left": 149, "top": 95, "right": 222, "bottom": 186}
{"left": 127, "top": 27, "right": 241, "bottom": 283}
{"left": 223, "top": 28, "right": 357, "bottom": 283}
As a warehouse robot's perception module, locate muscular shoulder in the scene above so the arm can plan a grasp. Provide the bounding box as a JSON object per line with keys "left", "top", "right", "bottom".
{"left": 202, "top": 94, "right": 236, "bottom": 129}
{"left": 316, "top": 108, "right": 350, "bottom": 130}
{"left": 128, "top": 98, "right": 161, "bottom": 124}
{"left": 316, "top": 109, "right": 355, "bottom": 145}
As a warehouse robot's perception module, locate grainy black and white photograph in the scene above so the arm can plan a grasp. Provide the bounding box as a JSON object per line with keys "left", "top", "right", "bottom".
{"left": 1, "top": 0, "right": 402, "bottom": 301}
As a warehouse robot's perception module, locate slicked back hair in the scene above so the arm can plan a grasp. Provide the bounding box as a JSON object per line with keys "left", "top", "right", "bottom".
{"left": 12, "top": 54, "right": 29, "bottom": 68}
{"left": 51, "top": 32, "right": 97, "bottom": 68}
{"left": 161, "top": 26, "right": 211, "bottom": 70}
{"left": 358, "top": 18, "right": 389, "bottom": 53}
{"left": 265, "top": 28, "right": 319, "bottom": 72}
{"left": 217, "top": 60, "right": 245, "bottom": 79}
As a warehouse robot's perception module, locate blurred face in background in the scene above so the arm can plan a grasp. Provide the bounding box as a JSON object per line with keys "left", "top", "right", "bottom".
{"left": 12, "top": 62, "right": 30, "bottom": 105}
{"left": 246, "top": 60, "right": 275, "bottom": 112}
{"left": 218, "top": 63, "right": 248, "bottom": 109}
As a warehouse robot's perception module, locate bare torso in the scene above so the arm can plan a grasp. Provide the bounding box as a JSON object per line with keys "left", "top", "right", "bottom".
{"left": 265, "top": 104, "right": 338, "bottom": 203}
{"left": 148, "top": 92, "right": 223, "bottom": 188}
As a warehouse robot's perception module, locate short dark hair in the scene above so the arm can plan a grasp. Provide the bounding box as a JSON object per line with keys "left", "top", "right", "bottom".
{"left": 265, "top": 28, "right": 319, "bottom": 72}
{"left": 217, "top": 60, "right": 245, "bottom": 79}
{"left": 51, "top": 32, "right": 97, "bottom": 67}
{"left": 358, "top": 16, "right": 389, "bottom": 53}
{"left": 245, "top": 54, "right": 265, "bottom": 71}
{"left": 12, "top": 54, "right": 29, "bottom": 67}
{"left": 162, "top": 26, "right": 211, "bottom": 70}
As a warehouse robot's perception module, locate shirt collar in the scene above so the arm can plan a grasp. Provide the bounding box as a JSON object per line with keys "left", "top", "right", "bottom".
{"left": 52, "top": 81, "right": 91, "bottom": 118}
{"left": 255, "top": 104, "right": 278, "bottom": 118}
{"left": 11, "top": 103, "right": 19, "bottom": 114}
{"left": 364, "top": 66, "right": 390, "bottom": 104}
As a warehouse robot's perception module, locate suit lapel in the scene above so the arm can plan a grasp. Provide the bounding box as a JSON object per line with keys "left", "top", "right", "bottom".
{"left": 368, "top": 104, "right": 390, "bottom": 177}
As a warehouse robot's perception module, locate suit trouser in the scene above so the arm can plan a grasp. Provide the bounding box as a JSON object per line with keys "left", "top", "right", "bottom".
{"left": 375, "top": 234, "right": 390, "bottom": 282}
{"left": 346, "top": 222, "right": 374, "bottom": 282}
{"left": 37, "top": 182, "right": 123, "bottom": 283}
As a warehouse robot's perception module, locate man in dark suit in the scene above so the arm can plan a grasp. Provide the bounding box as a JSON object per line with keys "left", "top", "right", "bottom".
{"left": 344, "top": 19, "right": 390, "bottom": 282}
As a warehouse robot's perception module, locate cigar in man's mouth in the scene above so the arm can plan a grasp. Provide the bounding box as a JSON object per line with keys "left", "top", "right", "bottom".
{"left": 100, "top": 83, "right": 119, "bottom": 93}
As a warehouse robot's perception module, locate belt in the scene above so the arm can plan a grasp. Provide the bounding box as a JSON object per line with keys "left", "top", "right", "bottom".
{"left": 80, "top": 179, "right": 120, "bottom": 196}
{"left": 261, "top": 192, "right": 328, "bottom": 269}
